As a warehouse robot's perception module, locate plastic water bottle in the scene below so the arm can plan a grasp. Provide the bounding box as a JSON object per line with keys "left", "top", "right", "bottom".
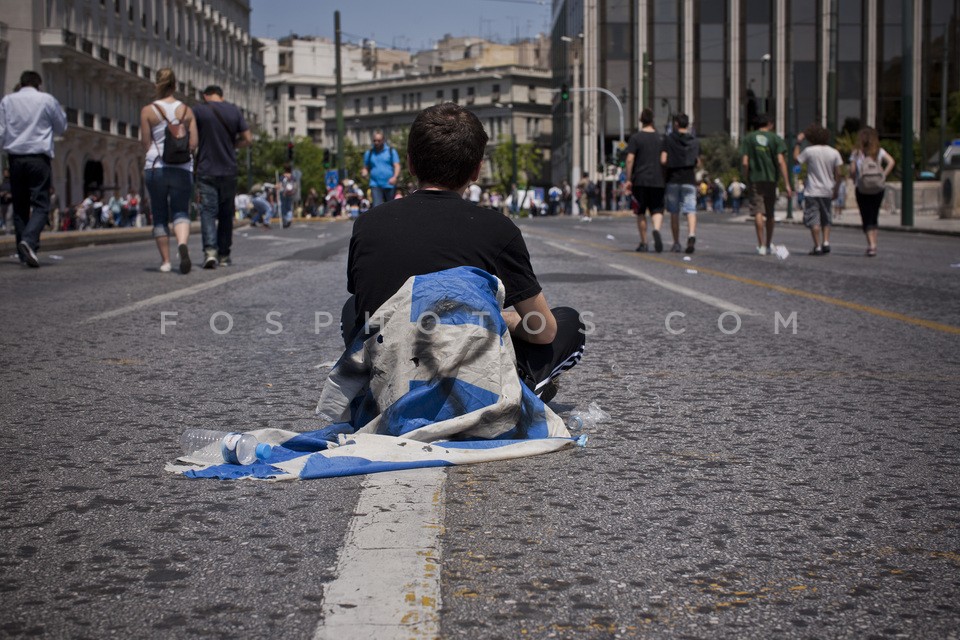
{"left": 179, "top": 429, "right": 270, "bottom": 465}
{"left": 566, "top": 402, "right": 611, "bottom": 431}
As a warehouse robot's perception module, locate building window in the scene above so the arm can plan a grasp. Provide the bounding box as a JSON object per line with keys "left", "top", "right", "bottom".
{"left": 466, "top": 86, "right": 475, "bottom": 104}
{"left": 403, "top": 94, "right": 407, "bottom": 110}
{"left": 311, "top": 86, "right": 318, "bottom": 99}
{"left": 382, "top": 95, "right": 387, "bottom": 111}
{"left": 452, "top": 88, "right": 459, "bottom": 103}
{"left": 436, "top": 89, "right": 444, "bottom": 103}
{"left": 288, "top": 85, "right": 295, "bottom": 99}
{"left": 368, "top": 97, "right": 374, "bottom": 113}
{"left": 355, "top": 98, "right": 361, "bottom": 114}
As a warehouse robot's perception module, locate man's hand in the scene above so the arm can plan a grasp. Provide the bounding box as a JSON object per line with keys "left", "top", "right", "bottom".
{"left": 388, "top": 176, "right": 397, "bottom": 186}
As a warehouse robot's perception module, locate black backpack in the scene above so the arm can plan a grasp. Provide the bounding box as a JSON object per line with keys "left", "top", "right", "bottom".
{"left": 153, "top": 102, "right": 191, "bottom": 165}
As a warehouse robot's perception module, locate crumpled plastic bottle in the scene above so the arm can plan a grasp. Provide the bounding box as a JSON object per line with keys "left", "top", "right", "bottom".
{"left": 566, "top": 402, "right": 611, "bottom": 431}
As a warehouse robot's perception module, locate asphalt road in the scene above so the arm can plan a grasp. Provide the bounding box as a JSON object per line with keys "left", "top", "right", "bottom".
{"left": 1, "top": 213, "right": 958, "bottom": 639}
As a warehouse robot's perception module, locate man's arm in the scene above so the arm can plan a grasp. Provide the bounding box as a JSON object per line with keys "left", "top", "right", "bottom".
{"left": 236, "top": 128, "right": 253, "bottom": 149}
{"left": 777, "top": 153, "right": 793, "bottom": 198}
{"left": 624, "top": 152, "right": 635, "bottom": 190}
{"left": 389, "top": 154, "right": 400, "bottom": 186}
{"left": 503, "top": 293, "right": 557, "bottom": 345}
{"left": 49, "top": 98, "right": 68, "bottom": 136}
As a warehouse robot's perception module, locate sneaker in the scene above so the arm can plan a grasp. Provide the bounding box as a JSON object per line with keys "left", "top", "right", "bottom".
{"left": 822, "top": 244, "right": 831, "bottom": 254}
{"left": 202, "top": 249, "right": 218, "bottom": 269}
{"left": 218, "top": 254, "right": 232, "bottom": 267}
{"left": 685, "top": 236, "right": 696, "bottom": 254}
{"left": 756, "top": 246, "right": 768, "bottom": 256}
{"left": 809, "top": 246, "right": 823, "bottom": 256}
{"left": 18, "top": 241, "right": 39, "bottom": 268}
{"left": 159, "top": 262, "right": 172, "bottom": 272}
{"left": 178, "top": 243, "right": 191, "bottom": 274}
{"left": 282, "top": 220, "right": 291, "bottom": 229}
{"left": 635, "top": 243, "right": 648, "bottom": 252}
{"left": 652, "top": 230, "right": 663, "bottom": 253}
{"left": 671, "top": 242, "right": 682, "bottom": 253}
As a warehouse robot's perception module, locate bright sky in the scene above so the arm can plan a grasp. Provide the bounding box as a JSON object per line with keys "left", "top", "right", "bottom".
{"left": 249, "top": 0, "right": 551, "bottom": 52}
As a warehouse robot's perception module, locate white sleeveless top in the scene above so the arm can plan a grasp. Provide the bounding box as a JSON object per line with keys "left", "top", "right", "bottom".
{"left": 144, "top": 99, "right": 193, "bottom": 172}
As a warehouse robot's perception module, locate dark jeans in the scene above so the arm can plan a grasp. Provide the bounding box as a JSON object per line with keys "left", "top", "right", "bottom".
{"left": 198, "top": 175, "right": 237, "bottom": 256}
{"left": 339, "top": 298, "right": 585, "bottom": 391}
{"left": 9, "top": 154, "right": 52, "bottom": 254}
{"left": 144, "top": 167, "right": 192, "bottom": 237}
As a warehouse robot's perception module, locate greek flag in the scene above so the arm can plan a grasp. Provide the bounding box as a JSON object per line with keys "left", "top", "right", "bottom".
{"left": 170, "top": 267, "right": 584, "bottom": 481}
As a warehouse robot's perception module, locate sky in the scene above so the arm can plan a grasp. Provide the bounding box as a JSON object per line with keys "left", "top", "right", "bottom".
{"left": 249, "top": 0, "right": 552, "bottom": 52}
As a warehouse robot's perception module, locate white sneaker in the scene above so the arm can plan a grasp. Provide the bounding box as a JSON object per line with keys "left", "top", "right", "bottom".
{"left": 159, "top": 262, "right": 172, "bottom": 272}
{"left": 756, "top": 246, "right": 767, "bottom": 256}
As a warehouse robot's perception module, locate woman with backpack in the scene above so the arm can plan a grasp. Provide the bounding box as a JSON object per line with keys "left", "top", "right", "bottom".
{"left": 140, "top": 68, "right": 198, "bottom": 273}
{"left": 849, "top": 127, "right": 894, "bottom": 257}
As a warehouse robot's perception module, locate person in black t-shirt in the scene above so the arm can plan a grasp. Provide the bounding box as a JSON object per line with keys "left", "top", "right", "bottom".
{"left": 193, "top": 85, "right": 252, "bottom": 268}
{"left": 624, "top": 108, "right": 665, "bottom": 252}
{"left": 344, "top": 102, "right": 585, "bottom": 401}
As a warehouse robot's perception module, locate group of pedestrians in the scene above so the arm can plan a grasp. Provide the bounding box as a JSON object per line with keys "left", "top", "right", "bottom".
{"left": 624, "top": 107, "right": 895, "bottom": 259}
{"left": 140, "top": 68, "right": 251, "bottom": 273}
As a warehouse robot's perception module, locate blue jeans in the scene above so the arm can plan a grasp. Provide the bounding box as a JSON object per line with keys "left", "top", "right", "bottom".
{"left": 250, "top": 197, "right": 272, "bottom": 225}
{"left": 371, "top": 186, "right": 395, "bottom": 208}
{"left": 665, "top": 183, "right": 697, "bottom": 215}
{"left": 197, "top": 175, "right": 237, "bottom": 256}
{"left": 144, "top": 168, "right": 192, "bottom": 237}
{"left": 280, "top": 195, "right": 294, "bottom": 224}
{"left": 9, "top": 154, "right": 51, "bottom": 253}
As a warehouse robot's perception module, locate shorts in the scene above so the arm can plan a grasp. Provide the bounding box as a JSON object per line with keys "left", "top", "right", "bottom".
{"left": 631, "top": 186, "right": 664, "bottom": 215}
{"left": 749, "top": 181, "right": 777, "bottom": 217}
{"left": 803, "top": 196, "right": 833, "bottom": 228}
{"left": 664, "top": 183, "right": 697, "bottom": 215}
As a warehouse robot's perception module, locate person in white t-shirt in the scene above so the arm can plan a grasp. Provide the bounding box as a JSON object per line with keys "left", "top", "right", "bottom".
{"left": 794, "top": 124, "right": 843, "bottom": 256}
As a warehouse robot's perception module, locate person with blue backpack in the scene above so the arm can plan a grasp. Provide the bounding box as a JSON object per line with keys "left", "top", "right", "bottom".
{"left": 361, "top": 130, "right": 401, "bottom": 208}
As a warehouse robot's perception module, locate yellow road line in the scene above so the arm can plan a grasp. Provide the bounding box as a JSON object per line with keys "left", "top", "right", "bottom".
{"left": 529, "top": 230, "right": 960, "bottom": 336}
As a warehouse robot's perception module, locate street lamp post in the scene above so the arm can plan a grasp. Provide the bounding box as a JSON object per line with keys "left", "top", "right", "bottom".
{"left": 760, "top": 53, "right": 771, "bottom": 114}
{"left": 561, "top": 34, "right": 582, "bottom": 215}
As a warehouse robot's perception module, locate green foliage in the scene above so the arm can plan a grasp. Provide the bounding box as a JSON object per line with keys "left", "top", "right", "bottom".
{"left": 699, "top": 134, "right": 741, "bottom": 184}
{"left": 490, "top": 136, "right": 543, "bottom": 194}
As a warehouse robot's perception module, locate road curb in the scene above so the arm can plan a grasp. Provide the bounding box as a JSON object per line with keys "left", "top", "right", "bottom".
{"left": 0, "top": 216, "right": 350, "bottom": 254}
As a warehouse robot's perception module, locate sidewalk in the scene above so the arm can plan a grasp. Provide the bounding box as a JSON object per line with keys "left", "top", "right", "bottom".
{"left": 0, "top": 216, "right": 348, "bottom": 254}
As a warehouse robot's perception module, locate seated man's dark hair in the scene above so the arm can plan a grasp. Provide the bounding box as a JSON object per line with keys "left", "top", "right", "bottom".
{"left": 407, "top": 103, "right": 489, "bottom": 189}
{"left": 803, "top": 122, "right": 831, "bottom": 146}
{"left": 19, "top": 71, "right": 42, "bottom": 88}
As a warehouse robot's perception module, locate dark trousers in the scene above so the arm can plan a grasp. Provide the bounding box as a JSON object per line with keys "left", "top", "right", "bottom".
{"left": 340, "top": 298, "right": 585, "bottom": 390}
{"left": 197, "top": 175, "right": 237, "bottom": 256}
{"left": 9, "top": 154, "right": 52, "bottom": 254}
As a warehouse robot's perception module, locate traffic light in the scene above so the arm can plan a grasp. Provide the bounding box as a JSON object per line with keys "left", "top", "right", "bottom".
{"left": 560, "top": 83, "right": 569, "bottom": 101}
{"left": 322, "top": 149, "right": 331, "bottom": 168}
{"left": 615, "top": 141, "right": 627, "bottom": 167}
{"left": 286, "top": 142, "right": 295, "bottom": 162}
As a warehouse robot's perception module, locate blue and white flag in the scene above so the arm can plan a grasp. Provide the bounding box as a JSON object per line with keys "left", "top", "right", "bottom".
{"left": 170, "top": 267, "right": 584, "bottom": 481}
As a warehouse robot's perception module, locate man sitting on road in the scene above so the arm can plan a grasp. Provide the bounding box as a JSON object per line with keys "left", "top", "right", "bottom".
{"left": 342, "top": 102, "right": 585, "bottom": 401}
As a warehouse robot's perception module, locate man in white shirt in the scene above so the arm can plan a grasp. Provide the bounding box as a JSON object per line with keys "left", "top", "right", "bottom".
{"left": 0, "top": 71, "right": 67, "bottom": 267}
{"left": 794, "top": 124, "right": 843, "bottom": 255}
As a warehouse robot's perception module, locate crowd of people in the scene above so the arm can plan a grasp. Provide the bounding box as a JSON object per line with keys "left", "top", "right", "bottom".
{"left": 623, "top": 109, "right": 894, "bottom": 257}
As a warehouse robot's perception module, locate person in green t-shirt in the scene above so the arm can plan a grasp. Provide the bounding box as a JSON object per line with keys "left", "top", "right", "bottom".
{"left": 740, "top": 114, "right": 792, "bottom": 255}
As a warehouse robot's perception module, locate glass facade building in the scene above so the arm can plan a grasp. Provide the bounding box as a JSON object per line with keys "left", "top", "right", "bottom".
{"left": 551, "top": 0, "right": 959, "bottom": 184}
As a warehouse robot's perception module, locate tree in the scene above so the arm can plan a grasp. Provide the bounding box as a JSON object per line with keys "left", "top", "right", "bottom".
{"left": 490, "top": 136, "right": 543, "bottom": 194}
{"left": 699, "top": 134, "right": 741, "bottom": 184}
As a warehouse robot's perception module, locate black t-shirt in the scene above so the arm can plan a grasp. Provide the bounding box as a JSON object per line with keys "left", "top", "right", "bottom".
{"left": 348, "top": 190, "right": 542, "bottom": 325}
{"left": 625, "top": 130, "right": 665, "bottom": 187}
{"left": 193, "top": 101, "right": 248, "bottom": 177}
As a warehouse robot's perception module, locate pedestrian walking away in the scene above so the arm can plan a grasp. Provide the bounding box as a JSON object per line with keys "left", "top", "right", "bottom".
{"left": 849, "top": 127, "right": 895, "bottom": 257}
{"left": 140, "top": 68, "right": 198, "bottom": 274}
{"left": 193, "top": 85, "right": 252, "bottom": 268}
{"left": 0, "top": 70, "right": 68, "bottom": 267}
{"left": 794, "top": 123, "right": 843, "bottom": 255}
{"left": 740, "top": 113, "right": 792, "bottom": 255}
{"left": 361, "top": 130, "right": 401, "bottom": 208}
{"left": 660, "top": 113, "right": 701, "bottom": 254}
{"left": 624, "top": 108, "right": 666, "bottom": 252}
{"left": 343, "top": 103, "right": 585, "bottom": 402}
{"left": 277, "top": 163, "right": 297, "bottom": 228}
